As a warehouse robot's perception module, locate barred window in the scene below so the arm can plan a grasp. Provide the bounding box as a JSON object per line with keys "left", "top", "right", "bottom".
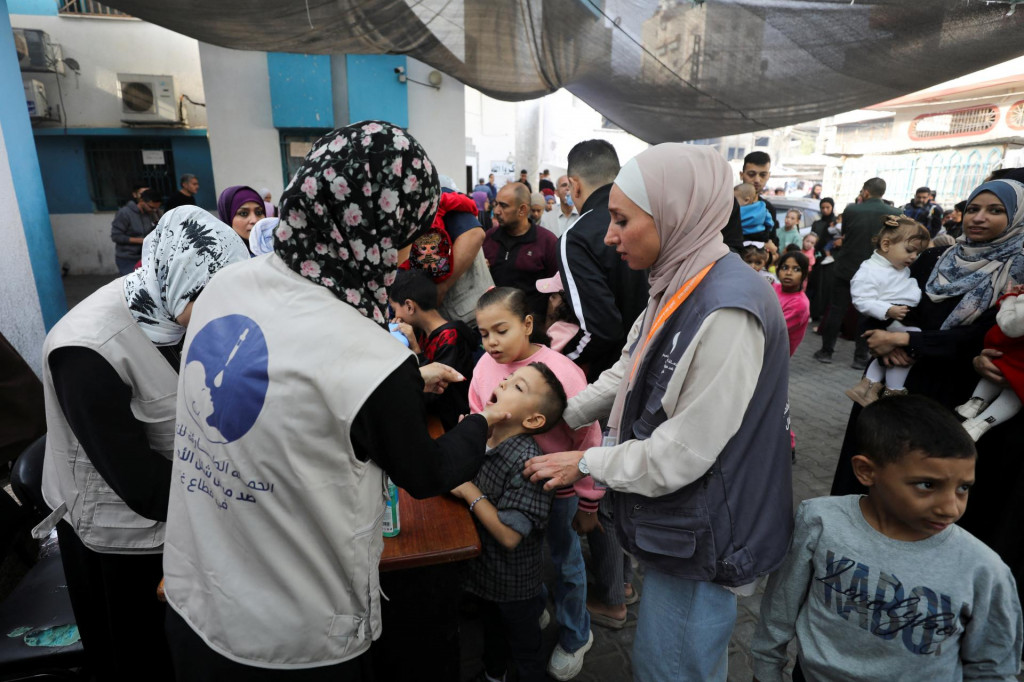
{"left": 1007, "top": 100, "right": 1024, "bottom": 131}
{"left": 909, "top": 105, "right": 998, "bottom": 140}
{"left": 86, "top": 139, "right": 175, "bottom": 211}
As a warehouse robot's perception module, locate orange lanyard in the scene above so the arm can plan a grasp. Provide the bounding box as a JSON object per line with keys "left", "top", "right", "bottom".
{"left": 629, "top": 262, "right": 715, "bottom": 382}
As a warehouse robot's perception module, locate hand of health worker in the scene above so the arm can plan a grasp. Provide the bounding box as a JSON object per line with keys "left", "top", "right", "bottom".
{"left": 523, "top": 450, "right": 585, "bottom": 492}
{"left": 419, "top": 363, "right": 464, "bottom": 394}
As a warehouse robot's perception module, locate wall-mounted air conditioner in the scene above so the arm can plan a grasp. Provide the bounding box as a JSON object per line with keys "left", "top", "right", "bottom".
{"left": 24, "top": 77, "right": 48, "bottom": 119}
{"left": 117, "top": 73, "right": 177, "bottom": 123}
{"left": 13, "top": 28, "right": 62, "bottom": 74}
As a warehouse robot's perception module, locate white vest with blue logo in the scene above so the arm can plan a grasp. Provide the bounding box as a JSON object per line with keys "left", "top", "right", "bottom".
{"left": 36, "top": 279, "right": 176, "bottom": 553}
{"left": 162, "top": 254, "right": 412, "bottom": 668}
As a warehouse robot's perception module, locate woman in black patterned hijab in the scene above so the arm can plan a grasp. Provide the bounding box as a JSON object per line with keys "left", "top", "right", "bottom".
{"left": 123, "top": 206, "right": 251, "bottom": 344}
{"left": 37, "top": 205, "right": 246, "bottom": 679}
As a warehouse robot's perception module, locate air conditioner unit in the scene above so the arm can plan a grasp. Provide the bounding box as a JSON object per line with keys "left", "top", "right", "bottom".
{"left": 117, "top": 73, "right": 177, "bottom": 123}
{"left": 12, "top": 28, "right": 52, "bottom": 72}
{"left": 24, "top": 77, "right": 48, "bottom": 119}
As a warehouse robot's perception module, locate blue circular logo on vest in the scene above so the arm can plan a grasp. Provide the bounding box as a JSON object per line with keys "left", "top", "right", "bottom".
{"left": 183, "top": 315, "right": 269, "bottom": 444}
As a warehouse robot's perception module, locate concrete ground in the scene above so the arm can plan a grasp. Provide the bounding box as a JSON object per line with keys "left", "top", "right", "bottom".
{"left": 63, "top": 274, "right": 116, "bottom": 311}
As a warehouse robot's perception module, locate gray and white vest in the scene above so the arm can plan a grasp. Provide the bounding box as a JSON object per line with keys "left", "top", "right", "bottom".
{"left": 35, "top": 279, "right": 177, "bottom": 553}
{"left": 616, "top": 254, "right": 794, "bottom": 586}
{"left": 163, "top": 254, "right": 411, "bottom": 667}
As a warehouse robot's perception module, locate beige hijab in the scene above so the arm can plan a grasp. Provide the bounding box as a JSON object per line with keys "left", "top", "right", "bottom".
{"left": 608, "top": 143, "right": 733, "bottom": 436}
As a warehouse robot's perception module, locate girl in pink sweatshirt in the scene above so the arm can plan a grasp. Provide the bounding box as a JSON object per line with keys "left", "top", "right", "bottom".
{"left": 772, "top": 251, "right": 811, "bottom": 356}
{"left": 470, "top": 287, "right": 604, "bottom": 503}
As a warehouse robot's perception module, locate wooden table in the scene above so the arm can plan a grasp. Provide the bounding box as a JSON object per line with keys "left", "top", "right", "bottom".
{"left": 372, "top": 418, "right": 480, "bottom": 680}
{"left": 379, "top": 417, "right": 481, "bottom": 572}
{"left": 379, "top": 488, "right": 481, "bottom": 571}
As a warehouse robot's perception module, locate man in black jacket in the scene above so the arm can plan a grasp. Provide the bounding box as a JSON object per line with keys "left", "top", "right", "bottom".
{"left": 813, "top": 177, "right": 901, "bottom": 368}
{"left": 559, "top": 139, "right": 649, "bottom": 382}
{"left": 557, "top": 140, "right": 648, "bottom": 653}
{"left": 165, "top": 173, "right": 199, "bottom": 211}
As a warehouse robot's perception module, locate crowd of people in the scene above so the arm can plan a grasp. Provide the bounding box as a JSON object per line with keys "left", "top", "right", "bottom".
{"left": 14, "top": 121, "right": 1024, "bottom": 682}
{"left": 108, "top": 175, "right": 281, "bottom": 273}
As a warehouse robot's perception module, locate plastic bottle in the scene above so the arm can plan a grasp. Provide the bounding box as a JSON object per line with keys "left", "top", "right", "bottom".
{"left": 382, "top": 478, "right": 400, "bottom": 537}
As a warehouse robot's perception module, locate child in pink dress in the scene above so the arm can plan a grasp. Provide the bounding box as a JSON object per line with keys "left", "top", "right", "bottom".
{"left": 772, "top": 250, "right": 810, "bottom": 459}
{"left": 772, "top": 251, "right": 811, "bottom": 356}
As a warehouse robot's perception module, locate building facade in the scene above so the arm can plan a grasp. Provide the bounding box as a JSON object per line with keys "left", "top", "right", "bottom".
{"left": 10, "top": 0, "right": 466, "bottom": 275}
{"left": 822, "top": 72, "right": 1024, "bottom": 209}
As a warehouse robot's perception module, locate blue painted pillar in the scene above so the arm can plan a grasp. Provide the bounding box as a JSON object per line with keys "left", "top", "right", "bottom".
{"left": 346, "top": 55, "right": 408, "bottom": 129}
{"left": 0, "top": 0, "right": 65, "bottom": 330}
{"left": 267, "top": 53, "right": 335, "bottom": 129}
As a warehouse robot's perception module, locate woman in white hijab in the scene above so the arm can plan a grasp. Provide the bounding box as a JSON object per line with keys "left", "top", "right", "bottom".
{"left": 34, "top": 206, "right": 249, "bottom": 680}
{"left": 525, "top": 144, "right": 793, "bottom": 681}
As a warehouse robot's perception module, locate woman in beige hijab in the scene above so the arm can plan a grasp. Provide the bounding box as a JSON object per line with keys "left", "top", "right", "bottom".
{"left": 525, "top": 144, "right": 793, "bottom": 681}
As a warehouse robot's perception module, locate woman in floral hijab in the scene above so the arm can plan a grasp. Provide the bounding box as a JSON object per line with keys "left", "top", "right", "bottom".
{"left": 162, "top": 122, "right": 506, "bottom": 678}
{"left": 274, "top": 120, "right": 440, "bottom": 326}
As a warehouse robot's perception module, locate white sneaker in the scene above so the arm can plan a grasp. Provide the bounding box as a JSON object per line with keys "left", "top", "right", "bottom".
{"left": 546, "top": 629, "right": 594, "bottom": 681}
{"left": 962, "top": 416, "right": 996, "bottom": 442}
{"left": 538, "top": 608, "right": 550, "bottom": 630}
{"left": 955, "top": 397, "right": 988, "bottom": 421}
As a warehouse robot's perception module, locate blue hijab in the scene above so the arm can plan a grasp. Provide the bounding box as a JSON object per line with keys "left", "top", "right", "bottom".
{"left": 925, "top": 179, "right": 1024, "bottom": 329}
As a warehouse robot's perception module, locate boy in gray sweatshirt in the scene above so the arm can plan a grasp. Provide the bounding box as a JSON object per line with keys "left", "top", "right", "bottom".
{"left": 751, "top": 395, "right": 1023, "bottom": 681}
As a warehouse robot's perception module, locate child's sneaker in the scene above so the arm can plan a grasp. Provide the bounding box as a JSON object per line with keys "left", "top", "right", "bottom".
{"left": 955, "top": 396, "right": 989, "bottom": 421}
{"left": 962, "top": 416, "right": 997, "bottom": 442}
{"left": 539, "top": 608, "right": 550, "bottom": 630}
{"left": 547, "top": 630, "right": 594, "bottom": 680}
{"left": 845, "top": 377, "right": 883, "bottom": 406}
{"left": 882, "top": 387, "right": 909, "bottom": 398}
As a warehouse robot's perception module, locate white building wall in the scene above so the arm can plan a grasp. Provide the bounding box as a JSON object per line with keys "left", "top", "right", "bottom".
{"left": 466, "top": 87, "right": 649, "bottom": 192}
{"left": 538, "top": 90, "right": 648, "bottom": 173}
{"left": 10, "top": 14, "right": 211, "bottom": 276}
{"left": 198, "top": 42, "right": 283, "bottom": 202}
{"left": 10, "top": 15, "right": 206, "bottom": 128}
{"left": 51, "top": 212, "right": 131, "bottom": 275}
{"left": 465, "top": 89, "right": 517, "bottom": 186}
{"left": 0, "top": 121, "right": 46, "bottom": 374}
{"left": 406, "top": 58, "right": 466, "bottom": 187}
{"left": 199, "top": 51, "right": 467, "bottom": 202}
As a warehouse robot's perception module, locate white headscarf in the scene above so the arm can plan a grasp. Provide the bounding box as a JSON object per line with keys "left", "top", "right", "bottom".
{"left": 122, "top": 206, "right": 250, "bottom": 345}
{"left": 249, "top": 217, "right": 279, "bottom": 256}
